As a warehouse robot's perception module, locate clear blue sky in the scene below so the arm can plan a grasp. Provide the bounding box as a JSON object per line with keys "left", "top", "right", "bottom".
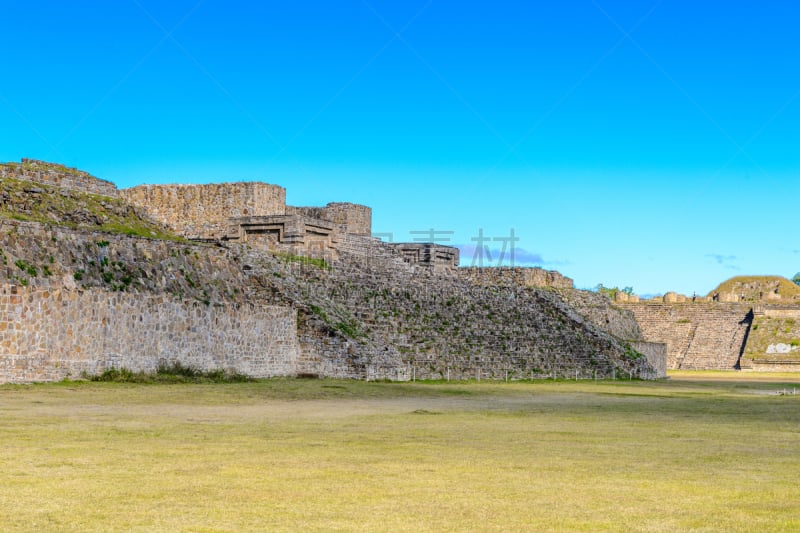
{"left": 2, "top": 1, "right": 799, "bottom": 296}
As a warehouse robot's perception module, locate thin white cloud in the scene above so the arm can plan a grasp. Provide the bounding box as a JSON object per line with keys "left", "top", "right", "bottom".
{"left": 456, "top": 244, "right": 563, "bottom": 267}
{"left": 706, "top": 254, "right": 740, "bottom": 270}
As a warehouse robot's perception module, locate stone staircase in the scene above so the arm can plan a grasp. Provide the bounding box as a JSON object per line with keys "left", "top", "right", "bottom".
{"left": 620, "top": 303, "right": 753, "bottom": 370}
{"left": 235, "top": 243, "right": 658, "bottom": 380}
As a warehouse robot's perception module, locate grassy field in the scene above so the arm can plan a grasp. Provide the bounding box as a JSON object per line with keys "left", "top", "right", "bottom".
{"left": 1, "top": 375, "right": 799, "bottom": 531}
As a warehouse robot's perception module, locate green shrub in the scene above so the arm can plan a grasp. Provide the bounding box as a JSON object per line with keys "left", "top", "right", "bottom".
{"left": 275, "top": 252, "right": 331, "bottom": 270}
{"left": 14, "top": 259, "right": 37, "bottom": 277}
{"left": 88, "top": 363, "right": 253, "bottom": 383}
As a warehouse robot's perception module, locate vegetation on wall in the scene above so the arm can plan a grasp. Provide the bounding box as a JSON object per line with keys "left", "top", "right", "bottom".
{"left": 0, "top": 175, "right": 183, "bottom": 241}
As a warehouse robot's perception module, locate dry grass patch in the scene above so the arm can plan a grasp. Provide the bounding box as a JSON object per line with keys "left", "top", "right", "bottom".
{"left": 0, "top": 378, "right": 798, "bottom": 531}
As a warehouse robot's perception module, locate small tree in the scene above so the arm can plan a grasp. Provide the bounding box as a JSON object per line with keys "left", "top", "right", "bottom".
{"left": 594, "top": 284, "right": 634, "bottom": 298}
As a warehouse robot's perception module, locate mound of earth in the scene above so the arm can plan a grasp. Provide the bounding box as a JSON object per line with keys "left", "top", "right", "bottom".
{"left": 709, "top": 275, "right": 800, "bottom": 302}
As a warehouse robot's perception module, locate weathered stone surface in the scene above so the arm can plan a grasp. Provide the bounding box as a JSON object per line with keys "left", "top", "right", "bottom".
{"left": 0, "top": 220, "right": 251, "bottom": 303}
{"left": 121, "top": 182, "right": 286, "bottom": 239}
{"left": 629, "top": 341, "right": 667, "bottom": 377}
{"left": 0, "top": 159, "right": 117, "bottom": 197}
{"left": 0, "top": 159, "right": 666, "bottom": 382}
{"left": 546, "top": 288, "right": 644, "bottom": 342}
{"left": 238, "top": 243, "right": 660, "bottom": 381}
{"left": 224, "top": 215, "right": 339, "bottom": 259}
{"left": 459, "top": 267, "right": 574, "bottom": 289}
{"left": 392, "top": 243, "right": 460, "bottom": 273}
{"left": 0, "top": 285, "right": 298, "bottom": 383}
{"left": 287, "top": 202, "right": 371, "bottom": 236}
{"left": 619, "top": 302, "right": 753, "bottom": 370}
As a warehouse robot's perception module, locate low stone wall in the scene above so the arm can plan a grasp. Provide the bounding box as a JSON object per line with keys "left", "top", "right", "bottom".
{"left": 0, "top": 285, "right": 299, "bottom": 383}
{"left": 629, "top": 341, "right": 667, "bottom": 378}
{"left": 0, "top": 159, "right": 118, "bottom": 197}
{"left": 619, "top": 302, "right": 753, "bottom": 370}
{"left": 746, "top": 361, "right": 800, "bottom": 372}
{"left": 459, "top": 267, "right": 574, "bottom": 289}
{"left": 759, "top": 306, "right": 800, "bottom": 319}
{"left": 121, "top": 182, "right": 286, "bottom": 239}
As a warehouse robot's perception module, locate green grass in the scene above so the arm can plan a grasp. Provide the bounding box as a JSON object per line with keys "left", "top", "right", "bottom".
{"left": 709, "top": 275, "right": 800, "bottom": 300}
{"left": 87, "top": 363, "right": 254, "bottom": 384}
{"left": 0, "top": 376, "right": 799, "bottom": 531}
{"left": 274, "top": 251, "right": 332, "bottom": 270}
{"left": 0, "top": 175, "right": 185, "bottom": 241}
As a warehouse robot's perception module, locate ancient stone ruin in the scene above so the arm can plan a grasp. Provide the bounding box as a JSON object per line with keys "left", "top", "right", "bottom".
{"left": 0, "top": 158, "right": 669, "bottom": 383}
{"left": 617, "top": 280, "right": 800, "bottom": 371}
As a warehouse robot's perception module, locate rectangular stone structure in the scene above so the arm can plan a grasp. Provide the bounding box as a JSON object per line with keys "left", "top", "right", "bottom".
{"left": 0, "top": 285, "right": 300, "bottom": 383}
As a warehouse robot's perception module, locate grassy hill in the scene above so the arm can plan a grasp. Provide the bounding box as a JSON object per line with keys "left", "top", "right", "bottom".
{"left": 708, "top": 275, "right": 800, "bottom": 301}
{"left": 0, "top": 175, "right": 181, "bottom": 240}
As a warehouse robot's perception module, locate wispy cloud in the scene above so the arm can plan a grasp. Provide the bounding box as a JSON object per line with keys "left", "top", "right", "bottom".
{"left": 707, "top": 254, "right": 740, "bottom": 270}
{"left": 457, "top": 244, "right": 565, "bottom": 267}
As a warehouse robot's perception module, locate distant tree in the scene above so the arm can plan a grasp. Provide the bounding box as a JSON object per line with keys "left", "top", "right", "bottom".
{"left": 793, "top": 273, "right": 800, "bottom": 287}
{"left": 594, "top": 284, "right": 634, "bottom": 298}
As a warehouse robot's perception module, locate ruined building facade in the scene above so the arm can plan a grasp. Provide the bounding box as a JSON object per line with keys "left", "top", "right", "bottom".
{"left": 0, "top": 159, "right": 665, "bottom": 383}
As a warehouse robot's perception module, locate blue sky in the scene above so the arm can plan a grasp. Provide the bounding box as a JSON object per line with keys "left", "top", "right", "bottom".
{"left": 2, "top": 1, "right": 799, "bottom": 295}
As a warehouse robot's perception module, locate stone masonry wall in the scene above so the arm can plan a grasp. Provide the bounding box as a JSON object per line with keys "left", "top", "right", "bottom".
{"left": 629, "top": 341, "right": 667, "bottom": 378}
{"left": 544, "top": 289, "right": 644, "bottom": 342}
{"left": 322, "top": 202, "right": 371, "bottom": 235}
{"left": 740, "top": 306, "right": 800, "bottom": 369}
{"left": 0, "top": 284, "right": 299, "bottom": 383}
{"left": 0, "top": 219, "right": 253, "bottom": 303}
{"left": 0, "top": 159, "right": 118, "bottom": 197}
{"left": 619, "top": 302, "right": 753, "bottom": 370}
{"left": 459, "top": 267, "right": 574, "bottom": 289}
{"left": 238, "top": 244, "right": 659, "bottom": 381}
{"left": 121, "top": 182, "right": 286, "bottom": 239}
{"left": 287, "top": 202, "right": 372, "bottom": 235}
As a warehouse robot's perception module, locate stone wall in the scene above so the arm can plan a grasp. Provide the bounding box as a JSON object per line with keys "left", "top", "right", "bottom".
{"left": 0, "top": 159, "right": 118, "bottom": 197}
{"left": 237, "top": 243, "right": 659, "bottom": 381}
{"left": 740, "top": 307, "right": 800, "bottom": 369}
{"left": 392, "top": 243, "right": 460, "bottom": 273}
{"left": 224, "top": 215, "right": 339, "bottom": 259}
{"left": 619, "top": 302, "right": 753, "bottom": 369}
{"left": 0, "top": 219, "right": 252, "bottom": 303}
{"left": 0, "top": 215, "right": 661, "bottom": 382}
{"left": 121, "top": 182, "right": 286, "bottom": 239}
{"left": 0, "top": 285, "right": 299, "bottom": 383}
{"left": 0, "top": 160, "right": 665, "bottom": 382}
{"left": 746, "top": 361, "right": 800, "bottom": 372}
{"left": 459, "top": 267, "right": 574, "bottom": 289}
{"left": 545, "top": 289, "right": 644, "bottom": 341}
{"left": 756, "top": 306, "right": 800, "bottom": 319}
{"left": 629, "top": 341, "right": 667, "bottom": 378}
{"left": 287, "top": 202, "right": 372, "bottom": 236}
